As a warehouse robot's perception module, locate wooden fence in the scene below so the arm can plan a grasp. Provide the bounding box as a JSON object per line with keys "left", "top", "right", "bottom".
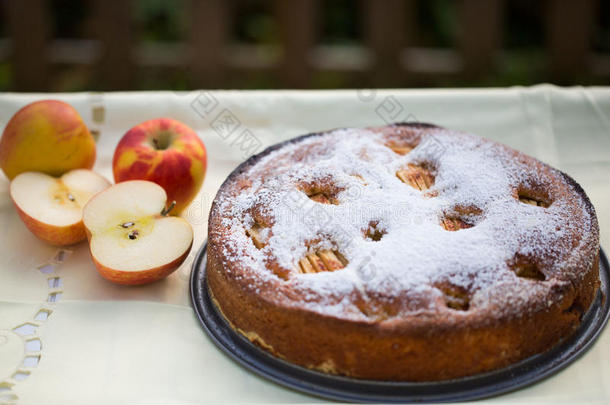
{"left": 1, "top": 0, "right": 607, "bottom": 91}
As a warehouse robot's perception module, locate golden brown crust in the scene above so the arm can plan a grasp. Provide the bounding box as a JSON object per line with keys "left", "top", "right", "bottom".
{"left": 206, "top": 123, "right": 601, "bottom": 381}
{"left": 208, "top": 252, "right": 599, "bottom": 380}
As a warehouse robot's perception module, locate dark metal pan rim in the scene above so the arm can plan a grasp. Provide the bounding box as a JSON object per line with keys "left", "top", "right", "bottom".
{"left": 190, "top": 243, "right": 610, "bottom": 403}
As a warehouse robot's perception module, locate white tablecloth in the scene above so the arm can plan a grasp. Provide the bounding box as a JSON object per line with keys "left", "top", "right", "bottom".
{"left": 0, "top": 85, "right": 609, "bottom": 404}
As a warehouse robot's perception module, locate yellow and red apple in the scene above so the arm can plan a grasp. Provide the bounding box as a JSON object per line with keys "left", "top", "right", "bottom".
{"left": 0, "top": 100, "right": 96, "bottom": 180}
{"left": 10, "top": 169, "right": 111, "bottom": 246}
{"left": 83, "top": 180, "right": 193, "bottom": 285}
{"left": 112, "top": 118, "right": 207, "bottom": 214}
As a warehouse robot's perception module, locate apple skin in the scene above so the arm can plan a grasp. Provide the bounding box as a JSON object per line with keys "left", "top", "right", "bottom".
{"left": 82, "top": 180, "right": 194, "bottom": 286}
{"left": 12, "top": 202, "right": 87, "bottom": 246}
{"left": 10, "top": 170, "right": 111, "bottom": 246}
{"left": 0, "top": 100, "right": 96, "bottom": 180}
{"left": 112, "top": 118, "right": 207, "bottom": 214}
{"left": 89, "top": 240, "right": 192, "bottom": 286}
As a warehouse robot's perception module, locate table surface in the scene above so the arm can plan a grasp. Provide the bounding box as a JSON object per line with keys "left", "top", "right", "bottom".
{"left": 0, "top": 85, "right": 609, "bottom": 404}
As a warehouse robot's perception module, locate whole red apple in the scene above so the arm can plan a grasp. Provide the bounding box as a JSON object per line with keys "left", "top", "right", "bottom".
{"left": 112, "top": 118, "right": 207, "bottom": 214}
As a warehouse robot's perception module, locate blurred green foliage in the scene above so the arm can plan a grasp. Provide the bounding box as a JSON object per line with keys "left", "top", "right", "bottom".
{"left": 234, "top": 0, "right": 278, "bottom": 44}
{"left": 322, "top": 0, "right": 361, "bottom": 44}
{"left": 135, "top": 0, "right": 187, "bottom": 42}
{"left": 0, "top": 0, "right": 607, "bottom": 91}
{"left": 419, "top": 0, "right": 457, "bottom": 47}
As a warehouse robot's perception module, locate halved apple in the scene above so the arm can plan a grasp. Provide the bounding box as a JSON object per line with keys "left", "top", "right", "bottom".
{"left": 83, "top": 180, "right": 193, "bottom": 285}
{"left": 10, "top": 169, "right": 111, "bottom": 246}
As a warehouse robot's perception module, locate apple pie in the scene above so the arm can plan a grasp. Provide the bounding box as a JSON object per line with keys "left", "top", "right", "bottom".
{"left": 206, "top": 123, "right": 600, "bottom": 381}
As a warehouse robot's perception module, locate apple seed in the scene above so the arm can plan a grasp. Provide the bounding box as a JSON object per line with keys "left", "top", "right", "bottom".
{"left": 128, "top": 230, "right": 139, "bottom": 240}
{"left": 120, "top": 221, "right": 135, "bottom": 228}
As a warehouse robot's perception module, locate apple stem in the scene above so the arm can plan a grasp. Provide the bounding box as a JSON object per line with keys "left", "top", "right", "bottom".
{"left": 161, "top": 200, "right": 176, "bottom": 216}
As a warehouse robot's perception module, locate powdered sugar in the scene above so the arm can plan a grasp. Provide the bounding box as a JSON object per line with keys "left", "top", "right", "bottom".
{"left": 210, "top": 125, "right": 598, "bottom": 320}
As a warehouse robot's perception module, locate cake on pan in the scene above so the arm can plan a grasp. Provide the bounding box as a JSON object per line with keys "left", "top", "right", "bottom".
{"left": 206, "top": 123, "right": 600, "bottom": 381}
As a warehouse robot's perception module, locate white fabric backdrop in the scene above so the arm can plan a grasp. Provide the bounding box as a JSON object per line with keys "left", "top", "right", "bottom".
{"left": 0, "top": 85, "right": 608, "bottom": 404}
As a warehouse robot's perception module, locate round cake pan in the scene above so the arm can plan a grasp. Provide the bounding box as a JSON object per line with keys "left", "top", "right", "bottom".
{"left": 190, "top": 243, "right": 610, "bottom": 403}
